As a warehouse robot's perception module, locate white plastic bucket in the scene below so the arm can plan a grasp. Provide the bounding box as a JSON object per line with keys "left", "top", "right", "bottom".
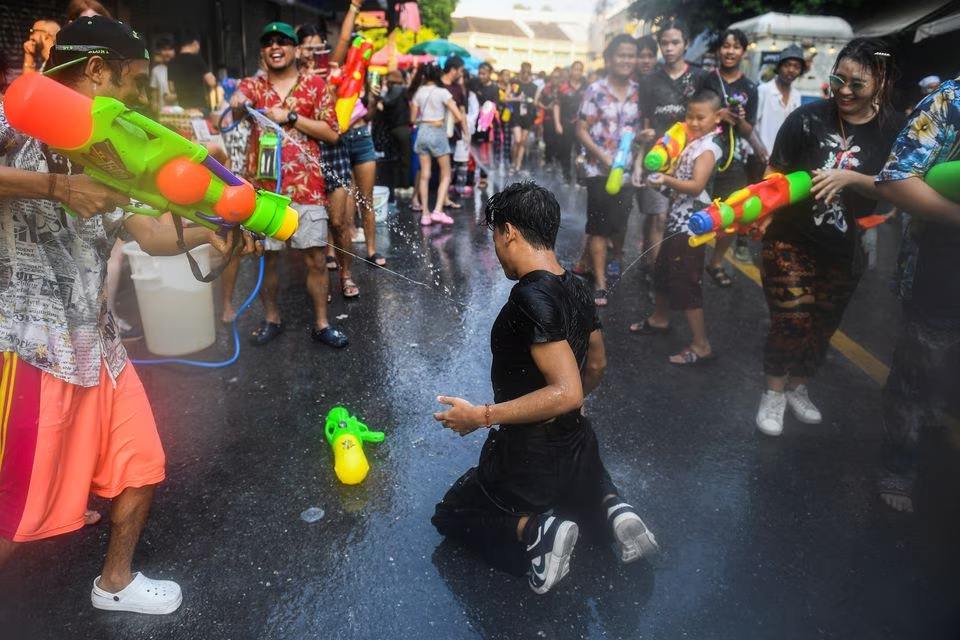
{"left": 122, "top": 242, "right": 216, "bottom": 356}
{"left": 372, "top": 185, "right": 390, "bottom": 223}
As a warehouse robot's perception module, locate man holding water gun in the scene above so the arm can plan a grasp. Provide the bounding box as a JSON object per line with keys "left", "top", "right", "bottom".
{"left": 0, "top": 16, "right": 259, "bottom": 614}
{"left": 231, "top": 21, "right": 348, "bottom": 348}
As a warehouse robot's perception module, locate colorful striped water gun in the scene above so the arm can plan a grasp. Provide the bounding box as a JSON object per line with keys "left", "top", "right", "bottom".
{"left": 605, "top": 127, "right": 635, "bottom": 195}
{"left": 329, "top": 36, "right": 374, "bottom": 132}
{"left": 4, "top": 72, "right": 297, "bottom": 240}
{"left": 324, "top": 407, "right": 385, "bottom": 485}
{"left": 644, "top": 121, "right": 687, "bottom": 173}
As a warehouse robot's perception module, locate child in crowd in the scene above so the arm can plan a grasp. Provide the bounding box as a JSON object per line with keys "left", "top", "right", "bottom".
{"left": 629, "top": 89, "right": 723, "bottom": 365}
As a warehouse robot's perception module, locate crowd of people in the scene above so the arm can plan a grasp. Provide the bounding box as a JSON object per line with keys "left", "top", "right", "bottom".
{"left": 0, "top": 0, "right": 957, "bottom": 612}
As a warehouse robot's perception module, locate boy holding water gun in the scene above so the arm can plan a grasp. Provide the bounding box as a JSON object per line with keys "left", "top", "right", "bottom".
{"left": 0, "top": 16, "right": 259, "bottom": 615}
{"left": 629, "top": 89, "right": 723, "bottom": 366}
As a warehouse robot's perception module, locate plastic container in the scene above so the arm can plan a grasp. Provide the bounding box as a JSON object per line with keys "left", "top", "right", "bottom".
{"left": 122, "top": 242, "right": 216, "bottom": 356}
{"left": 372, "top": 185, "right": 390, "bottom": 223}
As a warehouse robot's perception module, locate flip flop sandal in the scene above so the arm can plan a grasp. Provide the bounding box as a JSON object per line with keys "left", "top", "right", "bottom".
{"left": 366, "top": 252, "right": 386, "bottom": 267}
{"left": 629, "top": 319, "right": 671, "bottom": 335}
{"left": 341, "top": 277, "right": 360, "bottom": 299}
{"left": 705, "top": 266, "right": 732, "bottom": 288}
{"left": 445, "top": 201, "right": 463, "bottom": 209}
{"left": 594, "top": 289, "right": 609, "bottom": 307}
{"left": 91, "top": 572, "right": 182, "bottom": 615}
{"left": 325, "top": 255, "right": 339, "bottom": 271}
{"left": 669, "top": 347, "right": 716, "bottom": 366}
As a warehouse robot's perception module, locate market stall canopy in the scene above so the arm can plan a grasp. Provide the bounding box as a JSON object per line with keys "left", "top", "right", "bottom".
{"left": 729, "top": 12, "right": 854, "bottom": 41}
{"left": 407, "top": 39, "right": 470, "bottom": 57}
{"left": 854, "top": 0, "right": 954, "bottom": 37}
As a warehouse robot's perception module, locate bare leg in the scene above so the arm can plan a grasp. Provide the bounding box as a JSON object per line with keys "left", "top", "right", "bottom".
{"left": 220, "top": 257, "right": 240, "bottom": 323}
{"left": 259, "top": 251, "right": 282, "bottom": 325}
{"left": 326, "top": 187, "right": 352, "bottom": 278}
{"left": 302, "top": 247, "right": 331, "bottom": 330}
{"left": 589, "top": 235, "right": 608, "bottom": 292}
{"left": 352, "top": 160, "right": 378, "bottom": 259}
{"left": 97, "top": 485, "right": 156, "bottom": 592}
{"left": 418, "top": 155, "right": 432, "bottom": 214}
{"left": 644, "top": 291, "right": 671, "bottom": 328}
{"left": 668, "top": 308, "right": 712, "bottom": 363}
{"left": 642, "top": 215, "right": 665, "bottom": 267}
{"left": 435, "top": 155, "right": 452, "bottom": 212}
{"left": 709, "top": 233, "right": 735, "bottom": 270}
{"left": 765, "top": 374, "right": 787, "bottom": 393}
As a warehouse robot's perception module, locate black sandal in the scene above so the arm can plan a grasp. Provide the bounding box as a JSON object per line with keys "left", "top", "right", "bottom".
{"left": 249, "top": 321, "right": 285, "bottom": 346}
{"left": 325, "top": 255, "right": 339, "bottom": 271}
{"left": 629, "top": 319, "right": 671, "bottom": 335}
{"left": 705, "top": 265, "right": 732, "bottom": 288}
{"left": 366, "top": 252, "right": 386, "bottom": 267}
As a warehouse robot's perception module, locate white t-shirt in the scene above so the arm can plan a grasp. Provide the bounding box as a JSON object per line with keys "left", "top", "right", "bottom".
{"left": 413, "top": 85, "right": 453, "bottom": 122}
{"left": 756, "top": 78, "right": 801, "bottom": 153}
{"left": 150, "top": 64, "right": 170, "bottom": 107}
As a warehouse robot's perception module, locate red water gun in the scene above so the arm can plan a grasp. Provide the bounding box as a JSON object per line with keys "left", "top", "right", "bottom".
{"left": 329, "top": 36, "right": 374, "bottom": 132}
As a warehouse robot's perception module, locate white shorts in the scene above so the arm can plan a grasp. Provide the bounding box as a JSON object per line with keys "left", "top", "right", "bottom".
{"left": 263, "top": 203, "right": 328, "bottom": 251}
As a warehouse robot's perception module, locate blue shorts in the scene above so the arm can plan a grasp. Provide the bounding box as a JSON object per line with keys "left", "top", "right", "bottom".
{"left": 414, "top": 124, "right": 451, "bottom": 158}
{"left": 342, "top": 125, "right": 378, "bottom": 165}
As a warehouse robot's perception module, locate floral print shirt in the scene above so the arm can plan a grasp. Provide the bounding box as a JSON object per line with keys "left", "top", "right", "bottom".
{"left": 578, "top": 77, "right": 641, "bottom": 182}
{"left": 239, "top": 73, "right": 336, "bottom": 206}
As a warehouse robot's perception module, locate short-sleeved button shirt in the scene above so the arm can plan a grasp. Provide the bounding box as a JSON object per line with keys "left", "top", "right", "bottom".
{"left": 578, "top": 77, "right": 641, "bottom": 180}
{"left": 239, "top": 73, "right": 335, "bottom": 206}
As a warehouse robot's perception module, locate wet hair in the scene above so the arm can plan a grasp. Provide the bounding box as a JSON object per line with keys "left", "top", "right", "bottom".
{"left": 604, "top": 33, "right": 640, "bottom": 63}
{"left": 636, "top": 35, "right": 657, "bottom": 57}
{"left": 715, "top": 28, "right": 748, "bottom": 52}
{"left": 443, "top": 55, "right": 464, "bottom": 73}
{"left": 831, "top": 37, "right": 899, "bottom": 119}
{"left": 296, "top": 23, "right": 325, "bottom": 44}
{"left": 55, "top": 57, "right": 133, "bottom": 89}
{"left": 688, "top": 88, "right": 722, "bottom": 110}
{"left": 484, "top": 181, "right": 560, "bottom": 250}
{"left": 656, "top": 18, "right": 689, "bottom": 45}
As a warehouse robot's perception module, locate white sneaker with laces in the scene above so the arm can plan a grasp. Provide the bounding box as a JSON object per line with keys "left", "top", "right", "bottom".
{"left": 785, "top": 384, "right": 822, "bottom": 424}
{"left": 606, "top": 502, "right": 659, "bottom": 563}
{"left": 525, "top": 514, "right": 578, "bottom": 595}
{"left": 756, "top": 390, "right": 786, "bottom": 436}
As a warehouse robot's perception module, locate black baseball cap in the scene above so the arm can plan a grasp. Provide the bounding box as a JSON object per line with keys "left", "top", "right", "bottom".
{"left": 47, "top": 15, "right": 149, "bottom": 72}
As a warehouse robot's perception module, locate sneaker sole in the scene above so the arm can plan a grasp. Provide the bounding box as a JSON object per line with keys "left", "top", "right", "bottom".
{"left": 91, "top": 591, "right": 183, "bottom": 615}
{"left": 755, "top": 417, "right": 784, "bottom": 436}
{"left": 530, "top": 521, "right": 578, "bottom": 595}
{"left": 612, "top": 513, "right": 659, "bottom": 563}
{"left": 789, "top": 407, "right": 822, "bottom": 424}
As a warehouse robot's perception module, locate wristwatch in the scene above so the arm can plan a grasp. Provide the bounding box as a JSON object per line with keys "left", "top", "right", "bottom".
{"left": 287, "top": 110, "right": 299, "bottom": 125}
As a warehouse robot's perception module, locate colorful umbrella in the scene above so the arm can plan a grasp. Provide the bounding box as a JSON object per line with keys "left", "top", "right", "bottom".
{"left": 407, "top": 39, "right": 470, "bottom": 58}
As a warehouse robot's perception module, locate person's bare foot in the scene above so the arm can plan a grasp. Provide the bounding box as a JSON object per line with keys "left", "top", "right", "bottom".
{"left": 84, "top": 509, "right": 102, "bottom": 526}
{"left": 880, "top": 492, "right": 913, "bottom": 513}
{"left": 221, "top": 306, "right": 237, "bottom": 324}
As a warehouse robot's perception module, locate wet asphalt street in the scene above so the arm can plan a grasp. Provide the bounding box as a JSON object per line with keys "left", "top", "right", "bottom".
{"left": 2, "top": 163, "right": 960, "bottom": 640}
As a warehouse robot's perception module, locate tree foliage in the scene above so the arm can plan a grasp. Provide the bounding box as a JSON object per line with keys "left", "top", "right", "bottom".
{"left": 629, "top": 0, "right": 869, "bottom": 34}
{"left": 418, "top": 0, "right": 459, "bottom": 38}
{"left": 362, "top": 26, "right": 441, "bottom": 53}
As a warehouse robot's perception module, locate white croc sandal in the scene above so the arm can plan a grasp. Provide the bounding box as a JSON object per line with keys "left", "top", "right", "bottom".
{"left": 91, "top": 572, "right": 182, "bottom": 614}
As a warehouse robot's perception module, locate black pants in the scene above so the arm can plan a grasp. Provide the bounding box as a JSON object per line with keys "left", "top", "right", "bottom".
{"left": 879, "top": 310, "right": 960, "bottom": 498}
{"left": 432, "top": 414, "right": 619, "bottom": 576}
{"left": 556, "top": 128, "right": 575, "bottom": 181}
{"left": 389, "top": 125, "right": 413, "bottom": 189}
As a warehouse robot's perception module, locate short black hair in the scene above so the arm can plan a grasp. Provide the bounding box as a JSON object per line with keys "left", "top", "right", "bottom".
{"left": 636, "top": 34, "right": 657, "bottom": 56}
{"left": 443, "top": 55, "right": 464, "bottom": 72}
{"left": 478, "top": 61, "right": 492, "bottom": 73}
{"left": 715, "top": 28, "right": 748, "bottom": 52}
{"left": 657, "top": 18, "right": 689, "bottom": 45}
{"left": 484, "top": 181, "right": 560, "bottom": 250}
{"left": 604, "top": 34, "right": 639, "bottom": 63}
{"left": 688, "top": 88, "right": 722, "bottom": 109}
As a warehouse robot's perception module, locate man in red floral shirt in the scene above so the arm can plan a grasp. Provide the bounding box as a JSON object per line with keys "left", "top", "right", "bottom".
{"left": 231, "top": 21, "right": 348, "bottom": 348}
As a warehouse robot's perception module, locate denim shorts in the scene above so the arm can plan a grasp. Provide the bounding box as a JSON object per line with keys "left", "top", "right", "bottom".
{"left": 414, "top": 124, "right": 451, "bottom": 158}
{"left": 342, "top": 125, "right": 378, "bottom": 165}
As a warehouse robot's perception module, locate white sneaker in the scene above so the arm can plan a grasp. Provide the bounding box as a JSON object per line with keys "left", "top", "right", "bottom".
{"left": 606, "top": 502, "right": 659, "bottom": 563}
{"left": 756, "top": 390, "right": 786, "bottom": 436}
{"left": 785, "top": 385, "right": 822, "bottom": 424}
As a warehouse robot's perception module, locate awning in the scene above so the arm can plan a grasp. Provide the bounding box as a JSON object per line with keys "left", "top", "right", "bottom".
{"left": 915, "top": 10, "right": 960, "bottom": 41}
{"left": 854, "top": 0, "right": 953, "bottom": 37}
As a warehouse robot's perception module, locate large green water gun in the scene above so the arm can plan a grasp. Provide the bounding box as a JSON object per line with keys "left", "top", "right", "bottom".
{"left": 324, "top": 407, "right": 385, "bottom": 485}
{"left": 4, "top": 72, "right": 297, "bottom": 240}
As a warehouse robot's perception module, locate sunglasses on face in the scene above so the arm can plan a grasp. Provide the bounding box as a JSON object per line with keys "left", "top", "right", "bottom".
{"left": 828, "top": 74, "right": 869, "bottom": 93}
{"left": 261, "top": 36, "right": 296, "bottom": 48}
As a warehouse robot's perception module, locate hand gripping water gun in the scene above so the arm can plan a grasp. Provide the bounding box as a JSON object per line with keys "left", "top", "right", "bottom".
{"left": 644, "top": 121, "right": 687, "bottom": 173}
{"left": 324, "top": 407, "right": 385, "bottom": 485}
{"left": 687, "top": 171, "right": 812, "bottom": 246}
{"left": 4, "top": 73, "right": 298, "bottom": 240}
{"left": 605, "top": 127, "right": 635, "bottom": 195}
{"left": 329, "top": 36, "right": 374, "bottom": 132}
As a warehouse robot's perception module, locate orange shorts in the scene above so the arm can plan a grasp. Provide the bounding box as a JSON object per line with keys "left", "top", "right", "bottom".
{"left": 0, "top": 354, "right": 165, "bottom": 542}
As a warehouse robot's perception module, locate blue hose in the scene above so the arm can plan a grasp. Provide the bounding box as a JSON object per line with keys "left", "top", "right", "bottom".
{"left": 132, "top": 106, "right": 282, "bottom": 368}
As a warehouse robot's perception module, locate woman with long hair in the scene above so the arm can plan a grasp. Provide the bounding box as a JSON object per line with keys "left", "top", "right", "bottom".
{"left": 755, "top": 38, "right": 905, "bottom": 436}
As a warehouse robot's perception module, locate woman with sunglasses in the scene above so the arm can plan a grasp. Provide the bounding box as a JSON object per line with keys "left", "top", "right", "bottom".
{"left": 754, "top": 38, "right": 905, "bottom": 437}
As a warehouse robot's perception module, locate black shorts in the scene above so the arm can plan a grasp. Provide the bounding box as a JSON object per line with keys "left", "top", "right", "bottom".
{"left": 653, "top": 232, "right": 706, "bottom": 310}
{"left": 712, "top": 161, "right": 749, "bottom": 200}
{"left": 585, "top": 177, "right": 634, "bottom": 237}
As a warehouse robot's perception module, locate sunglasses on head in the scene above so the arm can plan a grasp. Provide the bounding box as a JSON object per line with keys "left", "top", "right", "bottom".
{"left": 261, "top": 36, "right": 296, "bottom": 48}
{"left": 828, "top": 74, "right": 869, "bottom": 93}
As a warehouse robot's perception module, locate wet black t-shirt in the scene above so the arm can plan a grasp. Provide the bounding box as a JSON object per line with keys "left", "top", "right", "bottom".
{"left": 701, "top": 71, "right": 758, "bottom": 166}
{"left": 510, "top": 80, "right": 538, "bottom": 127}
{"left": 490, "top": 270, "right": 601, "bottom": 416}
{"left": 639, "top": 65, "right": 706, "bottom": 137}
{"left": 766, "top": 100, "right": 904, "bottom": 259}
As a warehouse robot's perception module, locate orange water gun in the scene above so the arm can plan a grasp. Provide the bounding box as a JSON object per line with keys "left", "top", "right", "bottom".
{"left": 329, "top": 36, "right": 374, "bottom": 132}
